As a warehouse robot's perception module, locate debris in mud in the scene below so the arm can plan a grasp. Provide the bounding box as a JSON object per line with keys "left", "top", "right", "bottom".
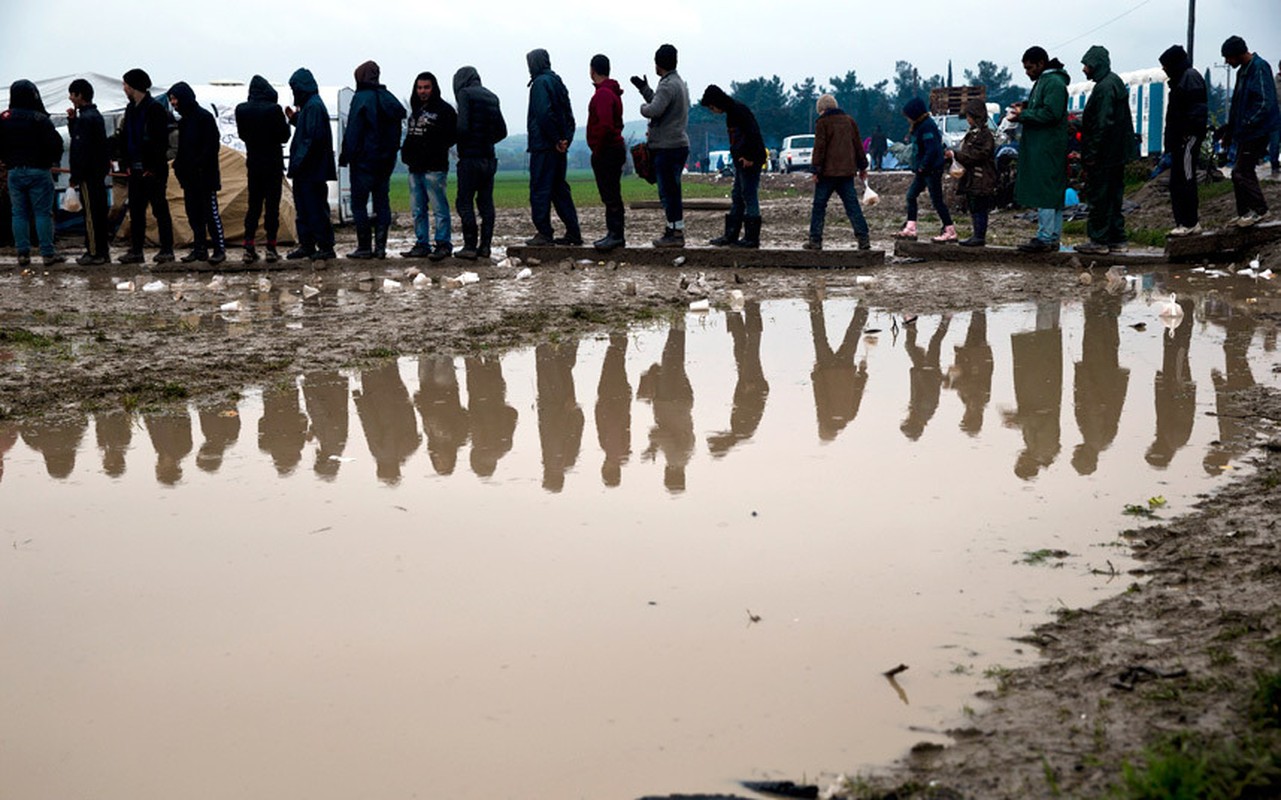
{"left": 1111, "top": 664, "right": 1189, "bottom": 692}
{"left": 115, "top": 280, "right": 135, "bottom": 292}
{"left": 412, "top": 273, "right": 430, "bottom": 288}
{"left": 689, "top": 299, "right": 710, "bottom": 312}
{"left": 219, "top": 300, "right": 243, "bottom": 312}
{"left": 883, "top": 663, "right": 909, "bottom": 678}
{"left": 1130, "top": 322, "right": 1147, "bottom": 331}
{"left": 1020, "top": 549, "right": 1071, "bottom": 565}
{"left": 302, "top": 284, "right": 320, "bottom": 298}
{"left": 383, "top": 278, "right": 403, "bottom": 292}
{"left": 746, "top": 609, "right": 762, "bottom": 625}
{"left": 142, "top": 280, "right": 167, "bottom": 293}
{"left": 739, "top": 780, "right": 818, "bottom": 799}
{"left": 516, "top": 267, "right": 533, "bottom": 280}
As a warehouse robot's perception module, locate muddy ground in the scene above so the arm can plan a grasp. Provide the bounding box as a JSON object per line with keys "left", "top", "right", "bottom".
{"left": 4, "top": 172, "right": 1281, "bottom": 799}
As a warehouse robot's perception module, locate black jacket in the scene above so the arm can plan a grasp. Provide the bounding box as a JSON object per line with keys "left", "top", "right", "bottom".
{"left": 235, "top": 75, "right": 290, "bottom": 175}
{"left": 702, "top": 86, "right": 766, "bottom": 165}
{"left": 525, "top": 49, "right": 575, "bottom": 152}
{"left": 401, "top": 72, "right": 457, "bottom": 173}
{"left": 453, "top": 67, "right": 507, "bottom": 159}
{"left": 1160, "top": 45, "right": 1208, "bottom": 143}
{"left": 119, "top": 90, "right": 172, "bottom": 174}
{"left": 0, "top": 80, "right": 63, "bottom": 170}
{"left": 169, "top": 82, "right": 221, "bottom": 190}
{"left": 288, "top": 68, "right": 336, "bottom": 182}
{"left": 340, "top": 81, "right": 406, "bottom": 173}
{"left": 69, "top": 102, "right": 109, "bottom": 183}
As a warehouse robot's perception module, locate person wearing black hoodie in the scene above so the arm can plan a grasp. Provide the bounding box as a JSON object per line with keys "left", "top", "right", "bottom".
{"left": 452, "top": 66, "right": 507, "bottom": 260}
{"left": 340, "top": 60, "right": 406, "bottom": 260}
{"left": 1159, "top": 45, "right": 1209, "bottom": 236}
{"left": 67, "top": 78, "right": 110, "bottom": 265}
{"left": 235, "top": 75, "right": 290, "bottom": 263}
{"left": 0, "top": 80, "right": 64, "bottom": 265}
{"left": 117, "top": 68, "right": 175, "bottom": 264}
{"left": 699, "top": 84, "right": 767, "bottom": 248}
{"left": 285, "top": 67, "right": 336, "bottom": 261}
{"left": 400, "top": 71, "right": 457, "bottom": 261}
{"left": 525, "top": 48, "right": 581, "bottom": 247}
{"left": 168, "top": 82, "right": 226, "bottom": 263}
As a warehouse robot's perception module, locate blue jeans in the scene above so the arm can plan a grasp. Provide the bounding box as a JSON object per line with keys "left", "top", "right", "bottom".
{"left": 906, "top": 170, "right": 953, "bottom": 227}
{"left": 1269, "top": 129, "right": 1279, "bottom": 170}
{"left": 652, "top": 146, "right": 689, "bottom": 226}
{"left": 409, "top": 171, "right": 451, "bottom": 246}
{"left": 349, "top": 165, "right": 391, "bottom": 231}
{"left": 731, "top": 163, "right": 762, "bottom": 218}
{"left": 529, "top": 150, "right": 580, "bottom": 239}
{"left": 1036, "top": 207, "right": 1064, "bottom": 243}
{"left": 809, "top": 176, "right": 869, "bottom": 241}
{"left": 8, "top": 166, "right": 56, "bottom": 256}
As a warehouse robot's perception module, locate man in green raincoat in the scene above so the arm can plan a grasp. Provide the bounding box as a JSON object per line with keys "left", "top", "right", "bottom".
{"left": 1076, "top": 45, "right": 1136, "bottom": 254}
{"left": 1011, "top": 46, "right": 1070, "bottom": 253}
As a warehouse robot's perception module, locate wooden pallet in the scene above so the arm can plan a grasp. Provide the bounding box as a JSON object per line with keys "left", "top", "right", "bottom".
{"left": 930, "top": 86, "right": 987, "bottom": 116}
{"left": 894, "top": 239, "right": 1169, "bottom": 267}
{"left": 1164, "top": 220, "right": 1281, "bottom": 263}
{"left": 629, "top": 199, "right": 734, "bottom": 211}
{"left": 507, "top": 245, "right": 884, "bottom": 269}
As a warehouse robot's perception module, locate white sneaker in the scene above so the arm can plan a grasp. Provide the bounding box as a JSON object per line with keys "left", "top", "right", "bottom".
{"left": 1169, "top": 224, "right": 1203, "bottom": 237}
{"left": 1235, "top": 211, "right": 1265, "bottom": 227}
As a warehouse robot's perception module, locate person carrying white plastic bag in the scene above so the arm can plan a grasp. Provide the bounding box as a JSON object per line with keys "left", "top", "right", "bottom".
{"left": 803, "top": 94, "right": 872, "bottom": 251}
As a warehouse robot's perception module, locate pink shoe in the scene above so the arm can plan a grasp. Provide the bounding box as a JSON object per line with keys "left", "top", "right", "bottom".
{"left": 894, "top": 221, "right": 918, "bottom": 240}
{"left": 932, "top": 225, "right": 958, "bottom": 243}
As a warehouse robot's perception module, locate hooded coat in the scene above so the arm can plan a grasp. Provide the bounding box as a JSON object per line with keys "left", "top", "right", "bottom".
{"left": 401, "top": 72, "right": 457, "bottom": 173}
{"left": 288, "top": 68, "right": 336, "bottom": 182}
{"left": 904, "top": 97, "right": 944, "bottom": 174}
{"left": 453, "top": 67, "right": 507, "bottom": 160}
{"left": 701, "top": 85, "right": 767, "bottom": 166}
{"left": 1159, "top": 46, "right": 1208, "bottom": 144}
{"left": 169, "top": 82, "right": 221, "bottom": 190}
{"left": 341, "top": 76, "right": 407, "bottom": 173}
{"left": 1226, "top": 52, "right": 1281, "bottom": 145}
{"left": 1081, "top": 46, "right": 1136, "bottom": 167}
{"left": 954, "top": 105, "right": 997, "bottom": 197}
{"left": 235, "top": 75, "right": 290, "bottom": 175}
{"left": 586, "top": 77, "right": 624, "bottom": 152}
{"left": 525, "top": 49, "right": 575, "bottom": 152}
{"left": 0, "top": 80, "right": 63, "bottom": 170}
{"left": 1014, "top": 59, "right": 1071, "bottom": 209}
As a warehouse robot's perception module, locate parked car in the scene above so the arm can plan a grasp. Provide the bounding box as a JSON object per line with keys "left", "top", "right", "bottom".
{"left": 779, "top": 134, "right": 814, "bottom": 173}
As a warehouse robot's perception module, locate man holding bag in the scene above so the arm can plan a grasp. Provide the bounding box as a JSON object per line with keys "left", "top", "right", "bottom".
{"left": 68, "top": 78, "right": 110, "bottom": 265}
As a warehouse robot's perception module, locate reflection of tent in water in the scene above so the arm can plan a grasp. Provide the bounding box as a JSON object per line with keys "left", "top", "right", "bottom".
{"left": 115, "top": 146, "right": 298, "bottom": 247}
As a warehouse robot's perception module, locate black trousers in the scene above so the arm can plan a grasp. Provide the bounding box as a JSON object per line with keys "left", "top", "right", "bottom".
{"left": 591, "top": 143, "right": 626, "bottom": 237}
{"left": 80, "top": 175, "right": 109, "bottom": 257}
{"left": 1232, "top": 137, "right": 1270, "bottom": 216}
{"left": 243, "top": 168, "right": 283, "bottom": 244}
{"left": 184, "top": 184, "right": 225, "bottom": 252}
{"left": 127, "top": 168, "right": 173, "bottom": 252}
{"left": 456, "top": 157, "right": 497, "bottom": 249}
{"left": 1169, "top": 134, "right": 1202, "bottom": 228}
{"left": 1085, "top": 163, "right": 1126, "bottom": 245}
{"left": 292, "top": 178, "right": 333, "bottom": 250}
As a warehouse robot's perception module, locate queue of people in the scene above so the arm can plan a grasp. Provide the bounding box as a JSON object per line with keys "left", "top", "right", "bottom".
{"left": 1, "top": 35, "right": 1278, "bottom": 268}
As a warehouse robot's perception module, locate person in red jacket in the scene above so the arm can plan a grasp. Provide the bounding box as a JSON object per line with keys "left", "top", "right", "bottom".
{"left": 587, "top": 54, "right": 626, "bottom": 251}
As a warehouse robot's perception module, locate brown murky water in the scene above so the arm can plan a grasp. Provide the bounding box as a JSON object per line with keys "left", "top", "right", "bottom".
{"left": 2, "top": 291, "right": 1277, "bottom": 799}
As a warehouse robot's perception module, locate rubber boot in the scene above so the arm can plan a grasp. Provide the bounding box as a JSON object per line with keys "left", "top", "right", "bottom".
{"left": 709, "top": 213, "right": 742, "bottom": 246}
{"left": 374, "top": 225, "right": 389, "bottom": 259}
{"left": 733, "top": 216, "right": 761, "bottom": 248}
{"left": 477, "top": 224, "right": 494, "bottom": 259}
{"left": 265, "top": 242, "right": 279, "bottom": 263}
{"left": 242, "top": 242, "right": 258, "bottom": 264}
{"left": 347, "top": 225, "right": 374, "bottom": 259}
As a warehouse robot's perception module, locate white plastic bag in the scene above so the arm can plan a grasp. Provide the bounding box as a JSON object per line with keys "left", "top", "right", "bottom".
{"left": 949, "top": 157, "right": 966, "bottom": 179}
{"left": 862, "top": 181, "right": 880, "bottom": 208}
{"left": 62, "top": 187, "right": 81, "bottom": 213}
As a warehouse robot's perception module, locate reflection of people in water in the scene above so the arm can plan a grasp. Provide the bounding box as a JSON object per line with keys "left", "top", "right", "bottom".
{"left": 809, "top": 298, "right": 869, "bottom": 441}
{"left": 466, "top": 355, "right": 517, "bottom": 478}
{"left": 259, "top": 384, "right": 308, "bottom": 476}
{"left": 901, "top": 313, "right": 951, "bottom": 441}
{"left": 95, "top": 410, "right": 134, "bottom": 477}
{"left": 416, "top": 355, "right": 470, "bottom": 476}
{"left": 196, "top": 402, "right": 240, "bottom": 473}
{"left": 0, "top": 422, "right": 18, "bottom": 482}
{"left": 637, "top": 321, "right": 695, "bottom": 492}
{"left": 536, "top": 341, "right": 584, "bottom": 493}
{"left": 945, "top": 310, "right": 993, "bottom": 436}
{"left": 1146, "top": 298, "right": 1196, "bottom": 468}
{"left": 303, "top": 372, "right": 350, "bottom": 480}
{"left": 708, "top": 300, "right": 769, "bottom": 457}
{"left": 1004, "top": 301, "right": 1063, "bottom": 480}
{"left": 1071, "top": 291, "right": 1130, "bottom": 475}
{"left": 595, "top": 333, "right": 632, "bottom": 487}
{"left": 145, "top": 411, "right": 193, "bottom": 486}
{"left": 355, "top": 362, "right": 421, "bottom": 485}
{"left": 1204, "top": 307, "right": 1257, "bottom": 475}
{"left": 21, "top": 414, "right": 88, "bottom": 479}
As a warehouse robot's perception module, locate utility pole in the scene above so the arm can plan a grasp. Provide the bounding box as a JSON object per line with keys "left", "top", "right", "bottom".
{"left": 1186, "top": 0, "right": 1196, "bottom": 64}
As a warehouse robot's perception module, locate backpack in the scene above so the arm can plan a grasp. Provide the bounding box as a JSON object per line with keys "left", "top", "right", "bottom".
{"left": 631, "top": 142, "right": 656, "bottom": 184}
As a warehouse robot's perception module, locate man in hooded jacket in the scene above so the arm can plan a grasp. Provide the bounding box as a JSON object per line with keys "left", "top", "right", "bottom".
{"left": 452, "top": 67, "right": 507, "bottom": 260}
{"left": 286, "top": 67, "right": 336, "bottom": 261}
{"left": 341, "top": 60, "right": 406, "bottom": 259}
{"left": 586, "top": 54, "right": 626, "bottom": 251}
{"left": 117, "top": 68, "right": 175, "bottom": 264}
{"left": 1075, "top": 45, "right": 1136, "bottom": 254}
{"left": 1010, "top": 47, "right": 1070, "bottom": 252}
{"left": 235, "top": 75, "right": 290, "bottom": 263}
{"left": 400, "top": 71, "right": 457, "bottom": 261}
{"left": 525, "top": 49, "right": 581, "bottom": 247}
{"left": 0, "top": 80, "right": 64, "bottom": 265}
{"left": 1158, "top": 45, "right": 1208, "bottom": 236}
{"left": 168, "top": 82, "right": 226, "bottom": 263}
{"left": 67, "top": 78, "right": 110, "bottom": 265}
{"left": 1221, "top": 36, "right": 1280, "bottom": 226}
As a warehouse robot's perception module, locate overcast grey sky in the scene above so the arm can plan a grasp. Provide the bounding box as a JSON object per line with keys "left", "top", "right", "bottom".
{"left": 4, "top": 0, "right": 1278, "bottom": 124}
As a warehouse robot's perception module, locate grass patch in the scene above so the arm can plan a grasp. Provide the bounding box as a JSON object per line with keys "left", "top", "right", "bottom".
{"left": 1252, "top": 671, "right": 1281, "bottom": 728}
{"left": 0, "top": 327, "right": 56, "bottom": 348}
{"left": 364, "top": 347, "right": 399, "bottom": 359}
{"left": 1112, "top": 731, "right": 1281, "bottom": 799}
{"left": 1022, "top": 548, "right": 1071, "bottom": 565}
{"left": 1198, "top": 180, "right": 1236, "bottom": 202}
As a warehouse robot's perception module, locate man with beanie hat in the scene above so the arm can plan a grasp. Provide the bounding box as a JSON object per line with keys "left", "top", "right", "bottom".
{"left": 1159, "top": 45, "right": 1208, "bottom": 236}
{"left": 285, "top": 67, "right": 336, "bottom": 261}
{"left": 117, "top": 68, "right": 175, "bottom": 264}
{"left": 586, "top": 53, "right": 626, "bottom": 252}
{"left": 700, "top": 84, "right": 767, "bottom": 248}
{"left": 1010, "top": 46, "right": 1071, "bottom": 252}
{"left": 524, "top": 48, "right": 582, "bottom": 247}
{"left": 400, "top": 71, "right": 457, "bottom": 261}
{"left": 1221, "top": 36, "right": 1280, "bottom": 226}
{"left": 67, "top": 78, "right": 111, "bottom": 265}
{"left": 803, "top": 93, "right": 870, "bottom": 250}
{"left": 0, "top": 80, "right": 65, "bottom": 266}
{"left": 632, "top": 44, "right": 689, "bottom": 247}
{"left": 1074, "top": 45, "right": 1136, "bottom": 255}
{"left": 235, "top": 76, "right": 291, "bottom": 263}
{"left": 339, "top": 60, "right": 406, "bottom": 258}
{"left": 168, "top": 82, "right": 226, "bottom": 264}
{"left": 452, "top": 66, "right": 507, "bottom": 260}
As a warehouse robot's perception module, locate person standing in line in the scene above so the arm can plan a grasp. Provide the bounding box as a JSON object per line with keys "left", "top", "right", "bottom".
{"left": 117, "top": 68, "right": 174, "bottom": 264}
{"left": 1074, "top": 45, "right": 1136, "bottom": 255}
{"left": 67, "top": 78, "right": 110, "bottom": 265}
{"left": 235, "top": 75, "right": 291, "bottom": 263}
{"left": 525, "top": 49, "right": 582, "bottom": 247}
{"left": 0, "top": 80, "right": 64, "bottom": 266}
{"left": 894, "top": 96, "right": 955, "bottom": 242}
{"left": 1009, "top": 47, "right": 1071, "bottom": 252}
{"left": 285, "top": 67, "right": 336, "bottom": 261}
{"left": 699, "top": 84, "right": 767, "bottom": 248}
{"left": 1158, "top": 45, "right": 1208, "bottom": 237}
{"left": 803, "top": 93, "right": 870, "bottom": 250}
{"left": 869, "top": 125, "right": 888, "bottom": 171}
{"left": 586, "top": 54, "right": 626, "bottom": 252}
{"left": 1271, "top": 59, "right": 1281, "bottom": 177}
{"left": 340, "top": 60, "right": 406, "bottom": 259}
{"left": 400, "top": 71, "right": 457, "bottom": 261}
{"left": 947, "top": 99, "right": 998, "bottom": 247}
{"left": 168, "top": 82, "right": 226, "bottom": 264}
{"left": 632, "top": 44, "right": 690, "bottom": 248}
{"left": 452, "top": 66, "right": 507, "bottom": 261}
{"left": 1220, "top": 36, "right": 1280, "bottom": 226}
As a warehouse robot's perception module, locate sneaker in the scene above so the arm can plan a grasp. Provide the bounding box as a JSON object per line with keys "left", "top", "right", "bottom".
{"left": 476, "top": 245, "right": 492, "bottom": 259}
{"left": 16, "top": 253, "right": 31, "bottom": 266}
{"left": 264, "top": 245, "right": 279, "bottom": 263}
{"left": 894, "top": 221, "right": 918, "bottom": 240}
{"left": 524, "top": 233, "right": 554, "bottom": 246}
{"left": 118, "top": 251, "right": 145, "bottom": 265}
{"left": 801, "top": 239, "right": 823, "bottom": 250}
{"left": 931, "top": 224, "right": 958, "bottom": 243}
{"left": 593, "top": 234, "right": 625, "bottom": 252}
{"left": 1017, "top": 238, "right": 1054, "bottom": 253}
{"left": 285, "top": 246, "right": 315, "bottom": 260}
{"left": 857, "top": 236, "right": 871, "bottom": 251}
{"left": 652, "top": 229, "right": 685, "bottom": 248}
{"left": 553, "top": 235, "right": 584, "bottom": 246}
{"left": 310, "top": 249, "right": 337, "bottom": 262}
{"left": 42, "top": 253, "right": 66, "bottom": 266}
{"left": 1169, "top": 224, "right": 1203, "bottom": 237}
{"left": 1073, "top": 240, "right": 1110, "bottom": 255}
{"left": 428, "top": 242, "right": 453, "bottom": 262}
{"left": 455, "top": 247, "right": 479, "bottom": 261}
{"left": 153, "top": 250, "right": 176, "bottom": 264}
{"left": 958, "top": 237, "right": 986, "bottom": 247}
{"left": 242, "top": 246, "right": 259, "bottom": 264}
{"left": 76, "top": 253, "right": 109, "bottom": 266}
{"left": 400, "top": 244, "right": 432, "bottom": 258}
{"left": 1235, "top": 210, "right": 1266, "bottom": 227}
{"left": 1108, "top": 243, "right": 1129, "bottom": 254}
{"left": 208, "top": 250, "right": 227, "bottom": 265}
{"left": 180, "top": 249, "right": 208, "bottom": 263}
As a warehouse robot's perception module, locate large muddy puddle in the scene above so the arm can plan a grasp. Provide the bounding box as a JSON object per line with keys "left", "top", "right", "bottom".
{"left": 3, "top": 289, "right": 1278, "bottom": 799}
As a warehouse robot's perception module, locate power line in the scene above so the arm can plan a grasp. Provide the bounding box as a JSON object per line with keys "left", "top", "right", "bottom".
{"left": 1052, "top": 0, "right": 1157, "bottom": 51}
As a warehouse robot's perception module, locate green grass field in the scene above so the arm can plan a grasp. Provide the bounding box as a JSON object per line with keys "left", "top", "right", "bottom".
{"left": 386, "top": 169, "right": 795, "bottom": 212}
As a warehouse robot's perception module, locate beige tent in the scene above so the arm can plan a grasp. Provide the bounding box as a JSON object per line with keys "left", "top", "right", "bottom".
{"left": 115, "top": 146, "right": 299, "bottom": 247}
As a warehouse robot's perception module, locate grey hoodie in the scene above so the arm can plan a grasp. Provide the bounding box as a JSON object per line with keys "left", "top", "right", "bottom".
{"left": 639, "top": 70, "right": 690, "bottom": 149}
